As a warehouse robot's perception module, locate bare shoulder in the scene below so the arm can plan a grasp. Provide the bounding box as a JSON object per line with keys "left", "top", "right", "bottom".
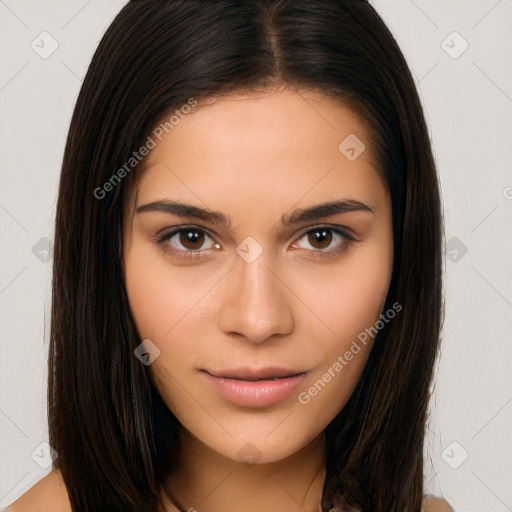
{"left": 5, "top": 472, "right": 452, "bottom": 512}
{"left": 422, "top": 496, "right": 454, "bottom": 512}
{"left": 6, "top": 470, "right": 71, "bottom": 512}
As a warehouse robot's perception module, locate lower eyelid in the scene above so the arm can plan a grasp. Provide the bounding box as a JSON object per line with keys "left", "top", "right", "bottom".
{"left": 294, "top": 228, "right": 352, "bottom": 249}
{"left": 157, "top": 226, "right": 354, "bottom": 259}
{"left": 160, "top": 229, "right": 217, "bottom": 252}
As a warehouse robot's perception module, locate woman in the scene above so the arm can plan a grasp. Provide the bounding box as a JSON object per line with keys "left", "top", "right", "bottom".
{"left": 8, "top": 1, "right": 452, "bottom": 510}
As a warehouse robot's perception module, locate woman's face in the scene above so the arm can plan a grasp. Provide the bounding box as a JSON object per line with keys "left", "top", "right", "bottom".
{"left": 123, "top": 87, "right": 393, "bottom": 464}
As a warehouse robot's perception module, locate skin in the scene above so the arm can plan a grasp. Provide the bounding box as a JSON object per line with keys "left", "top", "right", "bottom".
{"left": 7, "top": 86, "right": 452, "bottom": 512}
{"left": 5, "top": 471, "right": 453, "bottom": 512}
{"left": 124, "top": 85, "right": 392, "bottom": 511}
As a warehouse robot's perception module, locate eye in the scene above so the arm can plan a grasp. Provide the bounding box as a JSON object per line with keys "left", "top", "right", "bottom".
{"left": 156, "top": 226, "right": 220, "bottom": 259}
{"left": 290, "top": 227, "right": 354, "bottom": 259}
{"left": 156, "top": 225, "right": 355, "bottom": 261}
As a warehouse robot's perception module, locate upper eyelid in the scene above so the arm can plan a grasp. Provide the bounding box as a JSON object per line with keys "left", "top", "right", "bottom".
{"left": 159, "top": 224, "right": 353, "bottom": 249}
{"left": 295, "top": 224, "right": 354, "bottom": 239}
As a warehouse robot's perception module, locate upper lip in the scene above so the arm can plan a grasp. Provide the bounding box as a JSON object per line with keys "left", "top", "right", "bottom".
{"left": 205, "top": 367, "right": 307, "bottom": 381}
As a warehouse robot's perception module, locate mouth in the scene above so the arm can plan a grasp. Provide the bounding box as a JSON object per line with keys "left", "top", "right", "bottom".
{"left": 202, "top": 368, "right": 308, "bottom": 408}
{"left": 204, "top": 367, "right": 307, "bottom": 381}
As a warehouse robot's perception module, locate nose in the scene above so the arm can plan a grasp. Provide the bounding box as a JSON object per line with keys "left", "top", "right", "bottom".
{"left": 218, "top": 251, "right": 295, "bottom": 344}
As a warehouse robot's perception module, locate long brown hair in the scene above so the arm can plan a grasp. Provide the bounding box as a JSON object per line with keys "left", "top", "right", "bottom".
{"left": 49, "top": 1, "right": 443, "bottom": 510}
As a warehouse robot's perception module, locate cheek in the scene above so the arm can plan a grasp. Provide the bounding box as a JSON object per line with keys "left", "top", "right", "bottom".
{"left": 293, "top": 242, "right": 393, "bottom": 410}
{"left": 124, "top": 250, "right": 206, "bottom": 412}
{"left": 299, "top": 240, "right": 393, "bottom": 350}
{"left": 124, "top": 244, "right": 218, "bottom": 344}
{"left": 123, "top": 243, "right": 227, "bottom": 411}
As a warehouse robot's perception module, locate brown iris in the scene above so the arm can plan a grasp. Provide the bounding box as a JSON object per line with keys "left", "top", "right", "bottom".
{"left": 307, "top": 229, "right": 332, "bottom": 249}
{"left": 179, "top": 229, "right": 205, "bottom": 250}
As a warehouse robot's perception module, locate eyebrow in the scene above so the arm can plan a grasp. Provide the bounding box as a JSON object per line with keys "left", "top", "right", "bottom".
{"left": 135, "top": 199, "right": 375, "bottom": 227}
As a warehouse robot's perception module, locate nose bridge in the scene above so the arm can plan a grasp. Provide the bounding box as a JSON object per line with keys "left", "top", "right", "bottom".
{"left": 218, "top": 243, "right": 294, "bottom": 343}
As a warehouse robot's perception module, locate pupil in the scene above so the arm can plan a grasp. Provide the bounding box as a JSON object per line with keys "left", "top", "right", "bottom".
{"left": 309, "top": 229, "right": 331, "bottom": 249}
{"left": 180, "top": 229, "right": 204, "bottom": 249}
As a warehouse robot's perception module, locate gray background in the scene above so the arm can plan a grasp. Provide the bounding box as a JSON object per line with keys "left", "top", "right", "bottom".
{"left": 0, "top": 1, "right": 511, "bottom": 510}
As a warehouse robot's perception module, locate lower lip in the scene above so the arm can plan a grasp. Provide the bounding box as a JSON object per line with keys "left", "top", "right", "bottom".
{"left": 203, "top": 372, "right": 307, "bottom": 408}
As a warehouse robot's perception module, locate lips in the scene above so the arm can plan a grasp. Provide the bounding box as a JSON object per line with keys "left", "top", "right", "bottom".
{"left": 203, "top": 369, "right": 308, "bottom": 407}
{"left": 205, "top": 367, "right": 306, "bottom": 381}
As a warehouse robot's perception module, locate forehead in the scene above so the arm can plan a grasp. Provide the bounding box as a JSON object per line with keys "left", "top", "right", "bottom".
{"left": 130, "top": 88, "right": 386, "bottom": 214}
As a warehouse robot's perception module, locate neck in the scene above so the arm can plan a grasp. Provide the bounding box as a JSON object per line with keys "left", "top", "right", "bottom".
{"left": 161, "top": 429, "right": 327, "bottom": 512}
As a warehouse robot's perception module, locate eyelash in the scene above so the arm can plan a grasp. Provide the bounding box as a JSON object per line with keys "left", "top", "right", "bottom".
{"left": 155, "top": 225, "right": 356, "bottom": 261}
